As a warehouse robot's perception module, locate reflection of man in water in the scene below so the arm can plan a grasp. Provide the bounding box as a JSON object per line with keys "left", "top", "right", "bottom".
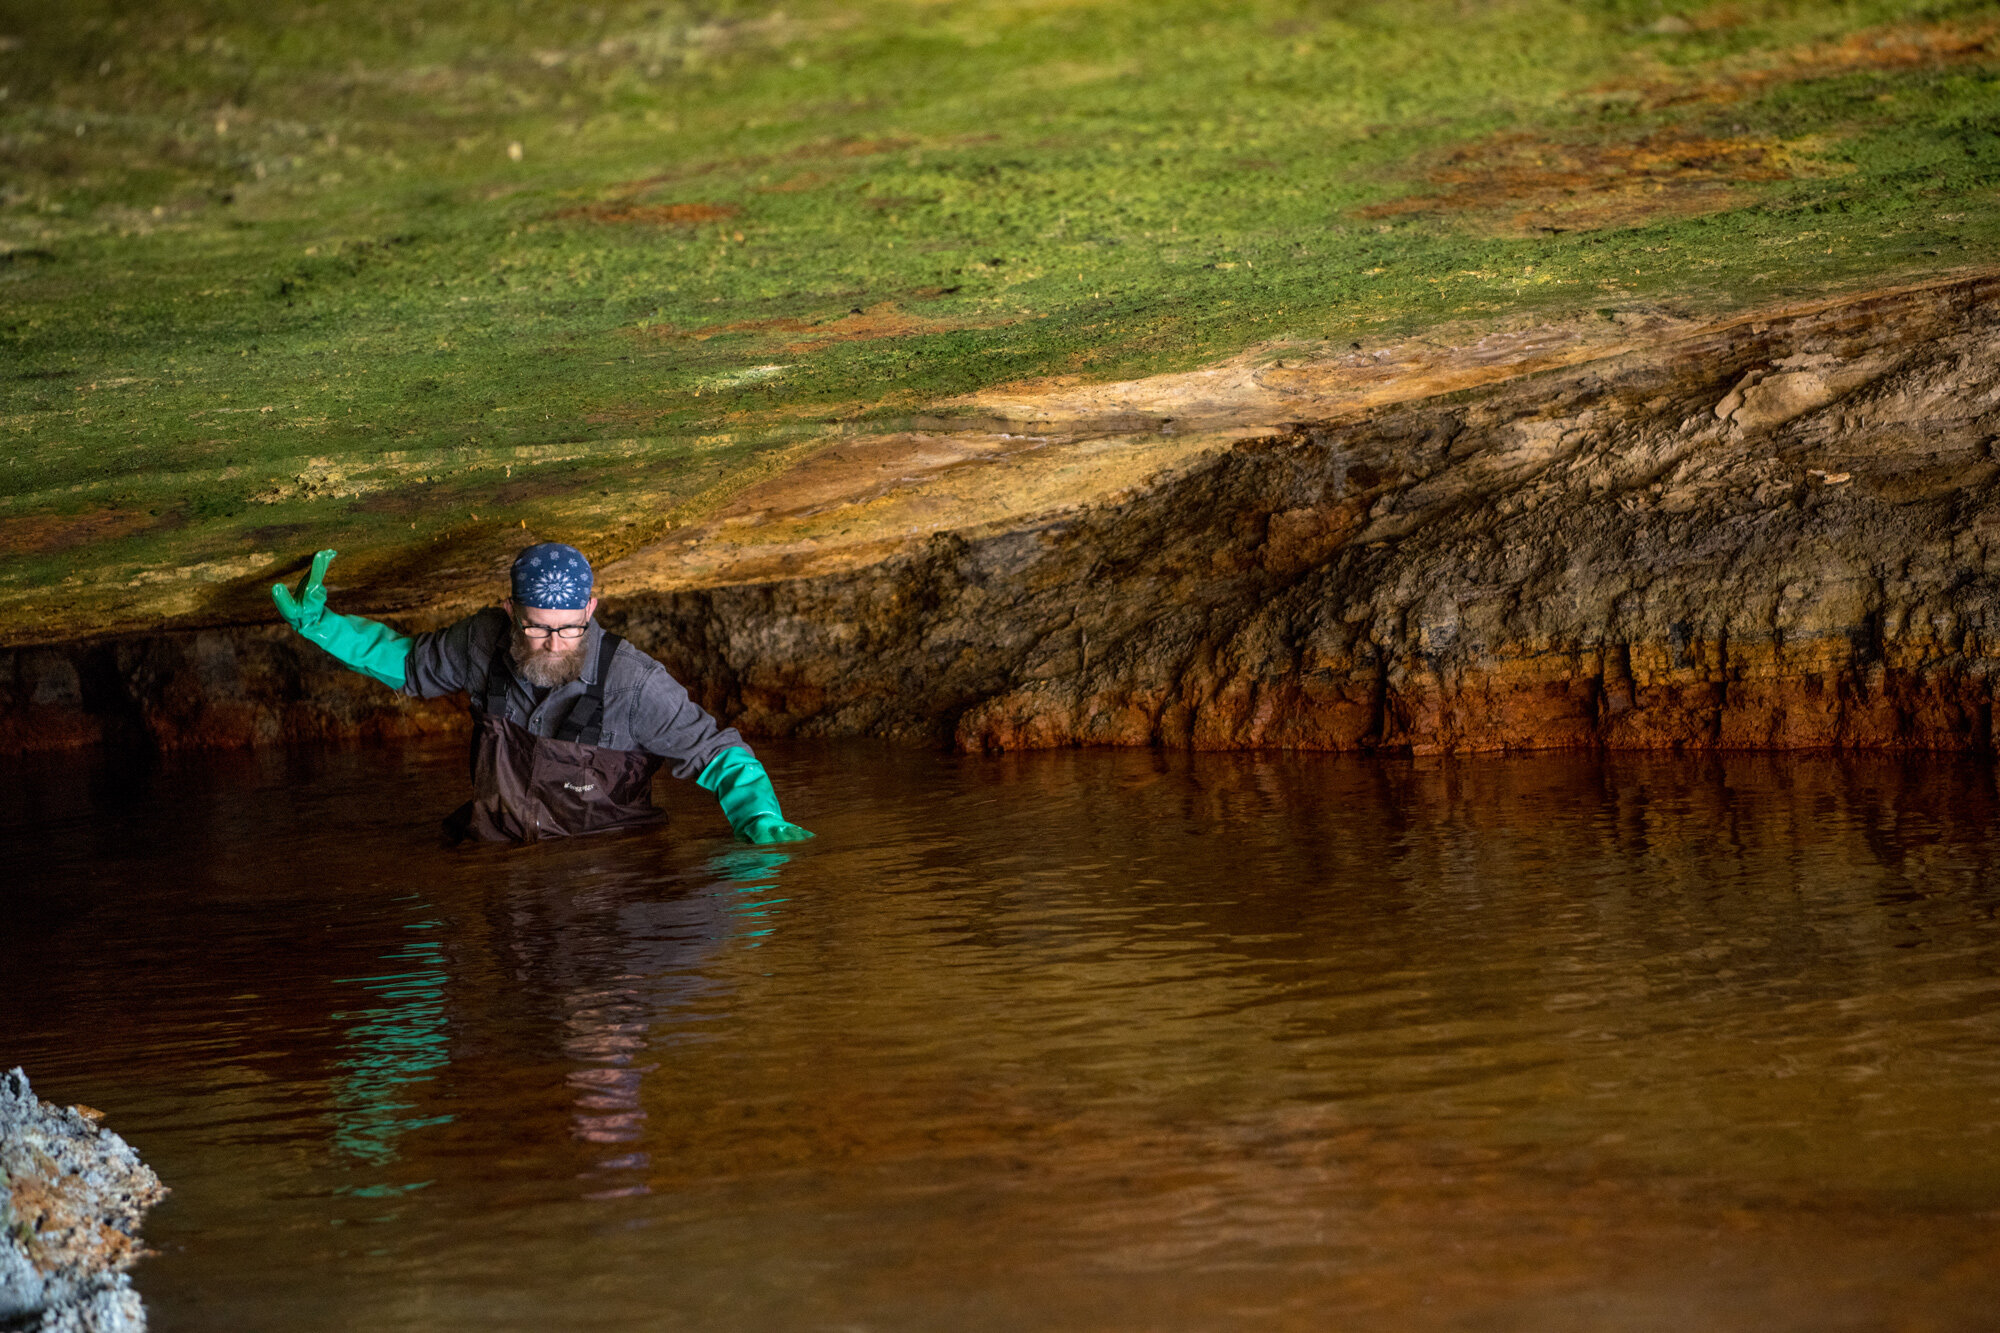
{"left": 272, "top": 543, "right": 811, "bottom": 845}
{"left": 490, "top": 847, "right": 789, "bottom": 1197}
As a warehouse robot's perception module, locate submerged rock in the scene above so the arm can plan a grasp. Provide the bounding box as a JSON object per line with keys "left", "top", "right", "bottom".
{"left": 0, "top": 1070, "right": 165, "bottom": 1333}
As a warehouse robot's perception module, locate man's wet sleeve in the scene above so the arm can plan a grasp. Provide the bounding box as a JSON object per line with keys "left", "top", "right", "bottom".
{"left": 401, "top": 609, "right": 504, "bottom": 700}
{"left": 628, "top": 663, "right": 753, "bottom": 780}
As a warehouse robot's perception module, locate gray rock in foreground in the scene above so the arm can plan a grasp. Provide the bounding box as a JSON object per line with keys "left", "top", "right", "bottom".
{"left": 0, "top": 1070, "right": 164, "bottom": 1333}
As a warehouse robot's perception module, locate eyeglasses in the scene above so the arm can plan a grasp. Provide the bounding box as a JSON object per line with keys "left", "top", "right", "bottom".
{"left": 516, "top": 620, "right": 589, "bottom": 642}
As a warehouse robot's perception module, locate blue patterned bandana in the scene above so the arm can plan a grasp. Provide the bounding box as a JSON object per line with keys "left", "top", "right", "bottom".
{"left": 510, "top": 543, "right": 594, "bottom": 610}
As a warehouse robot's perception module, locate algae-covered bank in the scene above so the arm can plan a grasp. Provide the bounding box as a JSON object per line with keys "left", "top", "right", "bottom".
{"left": 6, "top": 0, "right": 2000, "bottom": 751}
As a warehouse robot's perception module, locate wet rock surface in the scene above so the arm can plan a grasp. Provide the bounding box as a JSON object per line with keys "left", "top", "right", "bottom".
{"left": 0, "top": 626, "right": 467, "bottom": 754}
{"left": 6, "top": 275, "right": 2000, "bottom": 756}
{"left": 0, "top": 1070, "right": 165, "bottom": 1333}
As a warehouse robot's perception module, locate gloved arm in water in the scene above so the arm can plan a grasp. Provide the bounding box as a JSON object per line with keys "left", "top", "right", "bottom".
{"left": 270, "top": 549, "right": 411, "bottom": 689}
{"left": 697, "top": 747, "right": 814, "bottom": 845}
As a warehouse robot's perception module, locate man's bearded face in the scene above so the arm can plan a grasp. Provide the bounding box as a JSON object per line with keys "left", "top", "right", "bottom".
{"left": 511, "top": 612, "right": 589, "bottom": 688}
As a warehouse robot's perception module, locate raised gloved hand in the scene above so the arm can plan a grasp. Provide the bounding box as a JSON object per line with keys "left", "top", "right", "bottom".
{"left": 697, "top": 747, "right": 815, "bottom": 844}
{"left": 271, "top": 549, "right": 412, "bottom": 689}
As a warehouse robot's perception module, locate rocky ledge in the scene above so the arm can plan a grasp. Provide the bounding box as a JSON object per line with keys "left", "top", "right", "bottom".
{"left": 609, "top": 272, "right": 2000, "bottom": 753}
{"left": 0, "top": 1071, "right": 165, "bottom": 1333}
{"left": 6, "top": 273, "right": 2000, "bottom": 756}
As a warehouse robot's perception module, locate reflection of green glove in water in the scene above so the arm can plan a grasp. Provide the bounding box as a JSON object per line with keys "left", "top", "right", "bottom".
{"left": 697, "top": 748, "right": 814, "bottom": 845}
{"left": 271, "top": 549, "right": 411, "bottom": 689}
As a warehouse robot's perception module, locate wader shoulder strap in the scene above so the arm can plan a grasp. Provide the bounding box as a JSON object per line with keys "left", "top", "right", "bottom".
{"left": 555, "top": 633, "right": 623, "bottom": 747}
{"left": 480, "top": 634, "right": 518, "bottom": 720}
{"left": 478, "top": 630, "right": 622, "bottom": 744}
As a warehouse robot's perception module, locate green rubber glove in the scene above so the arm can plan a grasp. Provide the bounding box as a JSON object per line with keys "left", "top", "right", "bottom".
{"left": 696, "top": 748, "right": 814, "bottom": 844}
{"left": 271, "top": 549, "right": 412, "bottom": 690}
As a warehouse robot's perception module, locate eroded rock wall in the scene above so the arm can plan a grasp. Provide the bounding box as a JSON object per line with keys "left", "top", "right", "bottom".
{"left": 0, "top": 628, "right": 464, "bottom": 754}
{"left": 605, "top": 277, "right": 2000, "bottom": 754}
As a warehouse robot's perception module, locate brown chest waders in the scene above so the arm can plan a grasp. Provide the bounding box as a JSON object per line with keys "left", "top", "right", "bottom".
{"left": 443, "top": 632, "right": 666, "bottom": 843}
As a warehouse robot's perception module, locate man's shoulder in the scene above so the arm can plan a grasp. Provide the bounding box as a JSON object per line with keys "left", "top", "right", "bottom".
{"left": 432, "top": 605, "right": 508, "bottom": 640}
{"left": 469, "top": 605, "right": 509, "bottom": 630}
{"left": 454, "top": 606, "right": 511, "bottom": 656}
{"left": 401, "top": 605, "right": 509, "bottom": 698}
{"left": 603, "top": 636, "right": 682, "bottom": 692}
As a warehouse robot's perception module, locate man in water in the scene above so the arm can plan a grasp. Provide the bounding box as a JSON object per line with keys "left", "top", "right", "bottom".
{"left": 271, "top": 543, "right": 811, "bottom": 845}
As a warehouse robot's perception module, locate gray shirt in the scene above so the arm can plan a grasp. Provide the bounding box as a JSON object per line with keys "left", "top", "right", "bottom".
{"left": 401, "top": 607, "right": 751, "bottom": 780}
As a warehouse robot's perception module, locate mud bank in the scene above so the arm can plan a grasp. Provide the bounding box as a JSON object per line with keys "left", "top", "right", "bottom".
{"left": 9, "top": 275, "right": 2000, "bottom": 757}
{"left": 0, "top": 1070, "right": 165, "bottom": 1333}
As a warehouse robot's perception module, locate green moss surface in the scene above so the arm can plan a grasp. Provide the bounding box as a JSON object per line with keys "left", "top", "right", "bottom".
{"left": 4, "top": 0, "right": 2000, "bottom": 640}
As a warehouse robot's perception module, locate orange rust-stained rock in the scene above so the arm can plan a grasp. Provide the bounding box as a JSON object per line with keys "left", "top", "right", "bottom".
{"left": 1348, "top": 20, "right": 2000, "bottom": 236}
{"left": 1610, "top": 17, "right": 2000, "bottom": 112}
{"left": 0, "top": 509, "right": 165, "bottom": 556}
{"left": 558, "top": 200, "right": 740, "bottom": 225}
{"left": 1356, "top": 129, "right": 1805, "bottom": 237}
{"left": 945, "top": 645, "right": 2000, "bottom": 757}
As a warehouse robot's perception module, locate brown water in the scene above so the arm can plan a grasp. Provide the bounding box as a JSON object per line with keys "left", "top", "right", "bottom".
{"left": 8, "top": 740, "right": 2000, "bottom": 1331}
